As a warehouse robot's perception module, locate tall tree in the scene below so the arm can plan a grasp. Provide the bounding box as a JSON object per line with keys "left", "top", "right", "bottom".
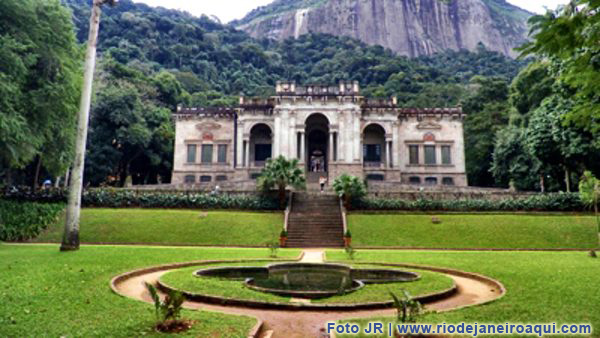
{"left": 519, "top": 0, "right": 600, "bottom": 146}
{"left": 61, "top": 0, "right": 117, "bottom": 252}
{"left": 0, "top": 0, "right": 81, "bottom": 183}
{"left": 491, "top": 126, "right": 540, "bottom": 191}
{"left": 462, "top": 76, "right": 511, "bottom": 187}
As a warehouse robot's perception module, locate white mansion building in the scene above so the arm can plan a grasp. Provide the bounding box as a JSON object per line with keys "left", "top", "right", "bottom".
{"left": 172, "top": 81, "right": 467, "bottom": 188}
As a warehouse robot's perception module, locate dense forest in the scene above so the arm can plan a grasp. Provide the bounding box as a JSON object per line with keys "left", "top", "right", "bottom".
{"left": 1, "top": 0, "right": 598, "bottom": 191}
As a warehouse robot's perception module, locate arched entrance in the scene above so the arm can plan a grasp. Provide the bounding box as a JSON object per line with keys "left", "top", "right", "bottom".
{"left": 305, "top": 114, "right": 330, "bottom": 175}
{"left": 363, "top": 123, "right": 386, "bottom": 168}
{"left": 249, "top": 123, "right": 272, "bottom": 167}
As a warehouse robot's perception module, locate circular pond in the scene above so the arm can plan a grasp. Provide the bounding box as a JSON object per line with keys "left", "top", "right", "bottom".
{"left": 194, "top": 263, "right": 419, "bottom": 299}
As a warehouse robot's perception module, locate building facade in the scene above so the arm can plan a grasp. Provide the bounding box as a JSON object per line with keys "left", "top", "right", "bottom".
{"left": 172, "top": 81, "right": 467, "bottom": 188}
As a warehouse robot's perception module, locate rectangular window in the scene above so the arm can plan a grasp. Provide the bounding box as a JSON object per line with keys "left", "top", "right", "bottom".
{"left": 363, "top": 144, "right": 382, "bottom": 162}
{"left": 442, "top": 145, "right": 452, "bottom": 165}
{"left": 186, "top": 144, "right": 196, "bottom": 163}
{"left": 409, "top": 145, "right": 419, "bottom": 164}
{"left": 425, "top": 177, "right": 438, "bottom": 185}
{"left": 255, "top": 144, "right": 272, "bottom": 162}
{"left": 442, "top": 177, "right": 455, "bottom": 186}
{"left": 217, "top": 144, "right": 227, "bottom": 163}
{"left": 201, "top": 144, "right": 213, "bottom": 164}
{"left": 409, "top": 176, "right": 421, "bottom": 185}
{"left": 424, "top": 145, "right": 436, "bottom": 165}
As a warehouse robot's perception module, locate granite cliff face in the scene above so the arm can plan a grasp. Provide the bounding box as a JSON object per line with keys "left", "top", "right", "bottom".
{"left": 235, "top": 0, "right": 532, "bottom": 58}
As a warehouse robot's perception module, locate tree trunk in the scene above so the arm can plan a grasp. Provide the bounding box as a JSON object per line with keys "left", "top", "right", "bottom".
{"left": 61, "top": 0, "right": 105, "bottom": 252}
{"left": 64, "top": 168, "right": 70, "bottom": 188}
{"left": 33, "top": 155, "right": 42, "bottom": 190}
{"left": 565, "top": 169, "right": 571, "bottom": 193}
{"left": 279, "top": 185, "right": 286, "bottom": 210}
{"left": 54, "top": 176, "right": 61, "bottom": 188}
{"left": 539, "top": 175, "right": 545, "bottom": 193}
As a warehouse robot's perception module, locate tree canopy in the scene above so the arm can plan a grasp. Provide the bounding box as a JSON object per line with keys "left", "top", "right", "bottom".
{"left": 0, "top": 0, "right": 82, "bottom": 183}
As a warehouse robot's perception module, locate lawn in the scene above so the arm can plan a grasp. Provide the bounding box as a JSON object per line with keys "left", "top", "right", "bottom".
{"left": 326, "top": 249, "right": 600, "bottom": 337}
{"left": 160, "top": 263, "right": 454, "bottom": 305}
{"left": 0, "top": 244, "right": 300, "bottom": 337}
{"left": 34, "top": 208, "right": 284, "bottom": 246}
{"left": 347, "top": 213, "right": 598, "bottom": 249}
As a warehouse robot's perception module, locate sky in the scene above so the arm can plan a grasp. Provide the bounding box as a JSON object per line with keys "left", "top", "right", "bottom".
{"left": 132, "top": 0, "right": 570, "bottom": 23}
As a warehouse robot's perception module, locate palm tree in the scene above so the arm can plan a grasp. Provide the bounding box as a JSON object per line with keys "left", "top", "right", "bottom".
{"left": 257, "top": 156, "right": 306, "bottom": 209}
{"left": 61, "top": 0, "right": 118, "bottom": 252}
{"left": 333, "top": 174, "right": 367, "bottom": 209}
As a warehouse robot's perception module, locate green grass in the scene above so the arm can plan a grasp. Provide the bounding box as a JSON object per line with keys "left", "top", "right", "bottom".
{"left": 347, "top": 213, "right": 598, "bottom": 249}
{"left": 34, "top": 208, "right": 284, "bottom": 246}
{"left": 311, "top": 267, "right": 454, "bottom": 304}
{"left": 160, "top": 263, "right": 453, "bottom": 305}
{"left": 326, "top": 249, "right": 600, "bottom": 337}
{"left": 160, "top": 263, "right": 292, "bottom": 303}
{"left": 0, "top": 244, "right": 299, "bottom": 337}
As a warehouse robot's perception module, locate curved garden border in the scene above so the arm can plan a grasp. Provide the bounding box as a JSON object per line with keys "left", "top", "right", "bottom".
{"left": 109, "top": 259, "right": 506, "bottom": 311}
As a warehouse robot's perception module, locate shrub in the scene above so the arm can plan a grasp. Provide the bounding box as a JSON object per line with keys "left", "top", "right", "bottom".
{"left": 354, "top": 193, "right": 585, "bottom": 212}
{"left": 390, "top": 290, "right": 423, "bottom": 323}
{"left": 2, "top": 187, "right": 280, "bottom": 210}
{"left": 0, "top": 199, "right": 64, "bottom": 241}
{"left": 267, "top": 242, "right": 279, "bottom": 258}
{"left": 145, "top": 283, "right": 191, "bottom": 333}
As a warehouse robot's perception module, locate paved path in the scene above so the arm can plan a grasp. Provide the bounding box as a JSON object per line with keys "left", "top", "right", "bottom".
{"left": 112, "top": 250, "right": 503, "bottom": 338}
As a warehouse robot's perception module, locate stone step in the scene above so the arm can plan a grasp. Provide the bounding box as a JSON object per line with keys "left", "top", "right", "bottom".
{"left": 286, "top": 192, "right": 345, "bottom": 248}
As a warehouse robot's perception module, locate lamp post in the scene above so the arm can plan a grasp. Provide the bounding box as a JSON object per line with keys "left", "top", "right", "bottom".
{"left": 61, "top": 0, "right": 118, "bottom": 251}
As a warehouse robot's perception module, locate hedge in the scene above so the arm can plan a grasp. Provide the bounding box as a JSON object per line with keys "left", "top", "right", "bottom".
{"left": 353, "top": 193, "right": 586, "bottom": 212}
{"left": 0, "top": 200, "right": 64, "bottom": 241}
{"left": 2, "top": 187, "right": 281, "bottom": 210}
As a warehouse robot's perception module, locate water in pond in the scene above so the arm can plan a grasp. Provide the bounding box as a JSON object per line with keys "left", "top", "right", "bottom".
{"left": 195, "top": 263, "right": 419, "bottom": 299}
{"left": 253, "top": 264, "right": 353, "bottom": 292}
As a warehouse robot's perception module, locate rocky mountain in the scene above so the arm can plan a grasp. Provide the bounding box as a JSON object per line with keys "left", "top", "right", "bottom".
{"left": 233, "top": 0, "right": 532, "bottom": 58}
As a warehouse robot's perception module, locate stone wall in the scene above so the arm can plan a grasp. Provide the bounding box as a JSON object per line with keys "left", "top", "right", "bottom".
{"left": 366, "top": 183, "right": 536, "bottom": 201}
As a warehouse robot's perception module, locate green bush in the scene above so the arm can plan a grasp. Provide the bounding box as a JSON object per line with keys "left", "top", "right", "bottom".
{"left": 354, "top": 193, "right": 585, "bottom": 212}
{"left": 2, "top": 187, "right": 280, "bottom": 210}
{"left": 82, "top": 189, "right": 280, "bottom": 210}
{"left": 0, "top": 200, "right": 64, "bottom": 241}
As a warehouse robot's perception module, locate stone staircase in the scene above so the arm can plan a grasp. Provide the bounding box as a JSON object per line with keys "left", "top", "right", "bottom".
{"left": 286, "top": 192, "right": 344, "bottom": 248}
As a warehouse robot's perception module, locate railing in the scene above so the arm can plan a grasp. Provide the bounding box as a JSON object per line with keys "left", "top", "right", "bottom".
{"left": 339, "top": 196, "right": 348, "bottom": 235}
{"left": 284, "top": 191, "right": 293, "bottom": 232}
{"left": 363, "top": 161, "right": 384, "bottom": 168}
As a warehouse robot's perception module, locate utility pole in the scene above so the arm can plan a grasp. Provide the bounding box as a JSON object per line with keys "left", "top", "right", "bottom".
{"left": 61, "top": 0, "right": 118, "bottom": 251}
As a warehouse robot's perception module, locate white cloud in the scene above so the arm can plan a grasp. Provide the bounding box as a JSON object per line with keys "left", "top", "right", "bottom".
{"left": 132, "top": 0, "right": 571, "bottom": 23}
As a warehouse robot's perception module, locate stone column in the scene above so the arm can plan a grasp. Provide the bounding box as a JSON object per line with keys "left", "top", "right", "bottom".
{"left": 338, "top": 113, "right": 345, "bottom": 162}
{"left": 273, "top": 115, "right": 280, "bottom": 157}
{"left": 300, "top": 131, "right": 305, "bottom": 164}
{"left": 244, "top": 139, "right": 250, "bottom": 168}
{"left": 385, "top": 140, "right": 393, "bottom": 169}
{"left": 289, "top": 112, "right": 296, "bottom": 159}
{"left": 392, "top": 122, "right": 399, "bottom": 168}
{"left": 354, "top": 111, "right": 361, "bottom": 162}
{"left": 329, "top": 131, "right": 334, "bottom": 164}
{"left": 236, "top": 123, "right": 244, "bottom": 167}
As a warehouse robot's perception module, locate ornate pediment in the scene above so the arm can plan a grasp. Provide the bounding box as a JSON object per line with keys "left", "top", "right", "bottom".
{"left": 195, "top": 122, "right": 222, "bottom": 131}
{"left": 416, "top": 121, "right": 442, "bottom": 130}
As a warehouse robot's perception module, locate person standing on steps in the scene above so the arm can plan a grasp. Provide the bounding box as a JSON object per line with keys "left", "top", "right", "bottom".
{"left": 319, "top": 176, "right": 327, "bottom": 193}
